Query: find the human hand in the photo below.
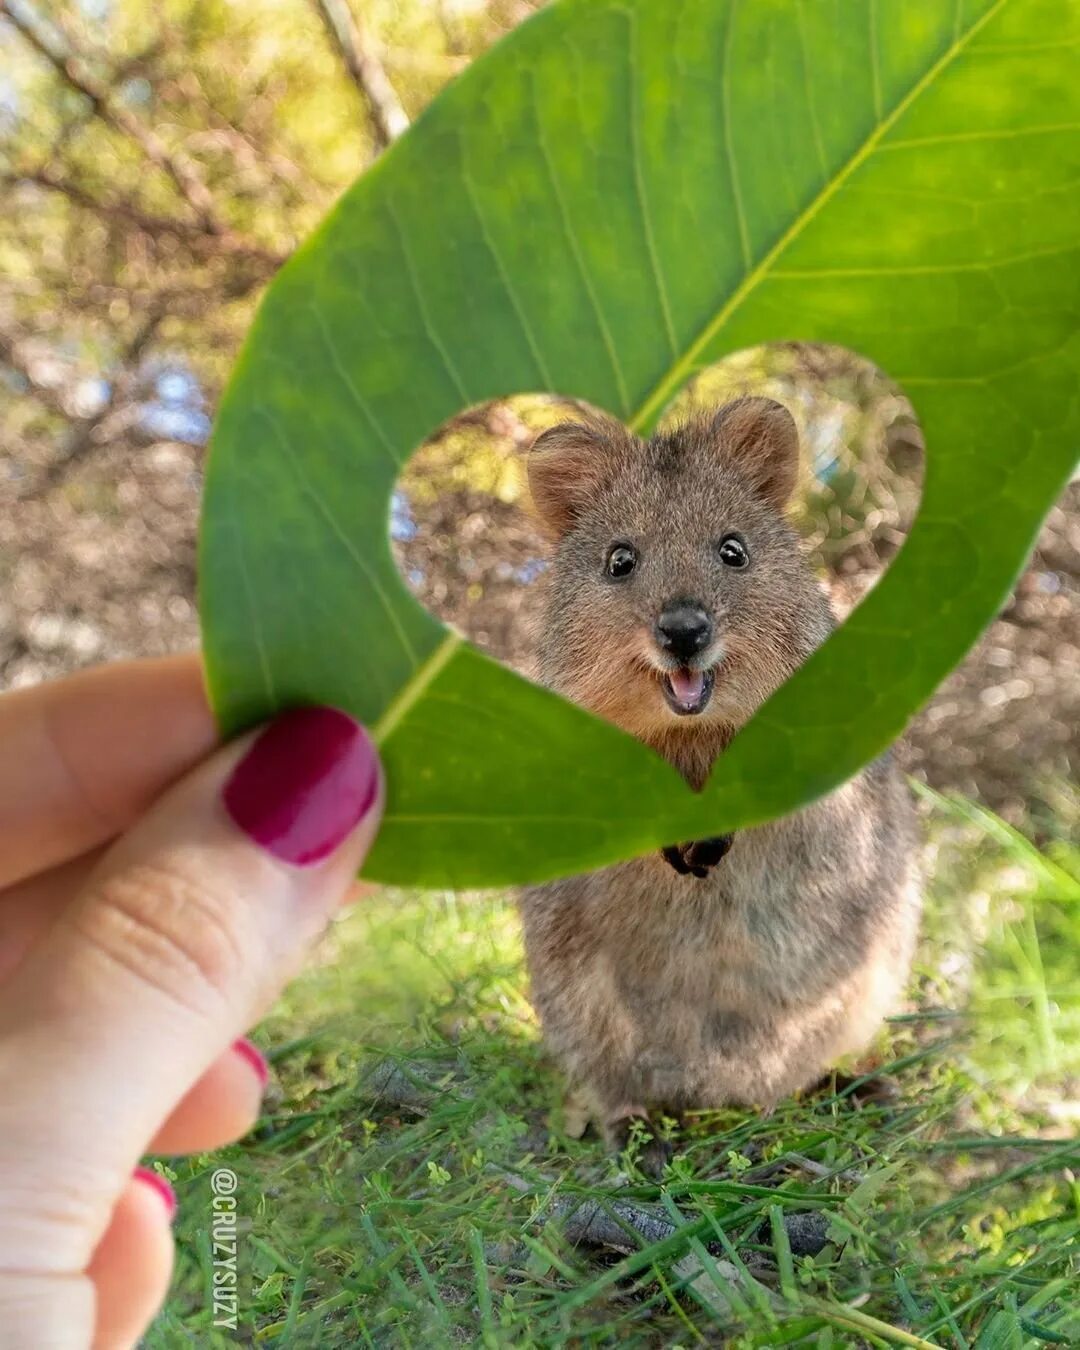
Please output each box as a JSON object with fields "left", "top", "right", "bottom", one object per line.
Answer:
{"left": 0, "top": 654, "right": 383, "bottom": 1348}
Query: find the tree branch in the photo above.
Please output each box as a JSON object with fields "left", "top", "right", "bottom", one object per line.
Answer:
{"left": 0, "top": 327, "right": 71, "bottom": 423}
{"left": 310, "top": 0, "right": 409, "bottom": 150}
{"left": 4, "top": 164, "right": 288, "bottom": 268}
{"left": 1, "top": 0, "right": 224, "bottom": 231}
{"left": 159, "top": 69, "right": 314, "bottom": 195}
{"left": 3, "top": 307, "right": 165, "bottom": 494}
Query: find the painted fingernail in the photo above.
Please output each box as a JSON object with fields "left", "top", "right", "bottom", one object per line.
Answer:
{"left": 233, "top": 1037, "right": 270, "bottom": 1087}
{"left": 134, "top": 1167, "right": 177, "bottom": 1220}
{"left": 223, "top": 708, "right": 379, "bottom": 866}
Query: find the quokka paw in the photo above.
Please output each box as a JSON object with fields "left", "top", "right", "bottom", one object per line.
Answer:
{"left": 607, "top": 1113, "right": 673, "bottom": 1179}
{"left": 661, "top": 834, "right": 735, "bottom": 878}
{"left": 810, "top": 1069, "right": 901, "bottom": 1108}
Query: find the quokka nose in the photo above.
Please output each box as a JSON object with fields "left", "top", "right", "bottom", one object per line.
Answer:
{"left": 655, "top": 605, "right": 712, "bottom": 660}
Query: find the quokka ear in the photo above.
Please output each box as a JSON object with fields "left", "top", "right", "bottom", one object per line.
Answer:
{"left": 527, "top": 416, "right": 626, "bottom": 536}
{"left": 712, "top": 396, "right": 800, "bottom": 509}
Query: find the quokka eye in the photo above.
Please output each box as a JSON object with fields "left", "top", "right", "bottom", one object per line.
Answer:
{"left": 717, "top": 534, "right": 750, "bottom": 569}
{"left": 606, "top": 544, "right": 638, "bottom": 578}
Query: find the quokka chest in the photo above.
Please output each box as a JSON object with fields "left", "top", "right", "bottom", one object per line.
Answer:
{"left": 599, "top": 850, "right": 854, "bottom": 1011}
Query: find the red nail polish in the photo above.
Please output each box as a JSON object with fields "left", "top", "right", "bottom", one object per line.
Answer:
{"left": 223, "top": 708, "right": 379, "bottom": 866}
{"left": 233, "top": 1037, "right": 270, "bottom": 1086}
{"left": 134, "top": 1166, "right": 177, "bottom": 1220}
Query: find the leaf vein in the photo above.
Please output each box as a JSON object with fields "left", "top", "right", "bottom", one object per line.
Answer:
{"left": 629, "top": 0, "right": 1015, "bottom": 432}
{"left": 529, "top": 71, "right": 631, "bottom": 414}
{"left": 257, "top": 409, "right": 419, "bottom": 668}
{"left": 383, "top": 812, "right": 661, "bottom": 826}
{"left": 385, "top": 197, "right": 473, "bottom": 408}
{"left": 307, "top": 304, "right": 402, "bottom": 468}
{"left": 623, "top": 6, "right": 678, "bottom": 357}
{"left": 770, "top": 241, "right": 1079, "bottom": 278}
{"left": 459, "top": 164, "right": 555, "bottom": 389}
{"left": 869, "top": 0, "right": 883, "bottom": 122}
{"left": 372, "top": 631, "right": 463, "bottom": 745}
{"left": 720, "top": 0, "right": 752, "bottom": 273}
{"left": 231, "top": 517, "right": 277, "bottom": 706}
{"left": 797, "top": 0, "right": 829, "bottom": 179}
{"left": 881, "top": 123, "right": 1080, "bottom": 149}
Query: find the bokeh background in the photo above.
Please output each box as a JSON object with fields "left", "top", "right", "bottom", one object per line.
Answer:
{"left": 2, "top": 0, "right": 1077, "bottom": 826}
{"left": 2, "top": 2, "right": 1079, "bottom": 1344}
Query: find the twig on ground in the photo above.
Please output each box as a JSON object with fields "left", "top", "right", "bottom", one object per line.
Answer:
{"left": 494, "top": 1167, "right": 682, "bottom": 1250}
{"left": 508, "top": 1179, "right": 782, "bottom": 1316}
{"left": 551, "top": 1193, "right": 680, "bottom": 1250}
{"left": 783, "top": 1153, "right": 868, "bottom": 1186}
{"left": 361, "top": 1057, "right": 474, "bottom": 1112}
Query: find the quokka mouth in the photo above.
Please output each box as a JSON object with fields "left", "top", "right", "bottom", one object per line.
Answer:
{"left": 661, "top": 666, "right": 715, "bottom": 717}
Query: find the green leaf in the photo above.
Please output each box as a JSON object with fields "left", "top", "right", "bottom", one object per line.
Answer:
{"left": 768, "top": 1204, "right": 798, "bottom": 1303}
{"left": 1018, "top": 1319, "right": 1074, "bottom": 1347}
{"left": 200, "top": 0, "right": 1080, "bottom": 887}
{"left": 974, "top": 1306, "right": 1023, "bottom": 1350}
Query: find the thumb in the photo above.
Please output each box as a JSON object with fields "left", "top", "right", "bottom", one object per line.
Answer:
{"left": 0, "top": 706, "right": 382, "bottom": 1276}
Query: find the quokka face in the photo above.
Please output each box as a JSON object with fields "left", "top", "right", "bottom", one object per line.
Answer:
{"left": 529, "top": 398, "right": 835, "bottom": 751}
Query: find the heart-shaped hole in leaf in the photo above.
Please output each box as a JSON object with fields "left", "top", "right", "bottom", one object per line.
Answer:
{"left": 199, "top": 0, "right": 1080, "bottom": 888}
{"left": 394, "top": 347, "right": 924, "bottom": 696}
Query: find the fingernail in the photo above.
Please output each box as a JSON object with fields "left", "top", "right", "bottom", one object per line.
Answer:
{"left": 134, "top": 1167, "right": 177, "bottom": 1220}
{"left": 223, "top": 708, "right": 379, "bottom": 866}
{"left": 233, "top": 1036, "right": 270, "bottom": 1086}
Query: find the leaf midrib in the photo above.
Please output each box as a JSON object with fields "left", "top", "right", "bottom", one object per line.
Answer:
{"left": 372, "top": 631, "right": 463, "bottom": 744}
{"left": 628, "top": 0, "right": 1013, "bottom": 433}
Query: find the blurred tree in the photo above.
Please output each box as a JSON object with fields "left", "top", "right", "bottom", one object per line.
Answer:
{"left": 0, "top": 0, "right": 541, "bottom": 492}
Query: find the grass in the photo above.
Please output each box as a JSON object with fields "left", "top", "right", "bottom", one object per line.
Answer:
{"left": 147, "top": 791, "right": 1080, "bottom": 1348}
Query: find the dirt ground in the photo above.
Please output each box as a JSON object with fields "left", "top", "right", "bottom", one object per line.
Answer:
{"left": 2, "top": 430, "right": 1077, "bottom": 833}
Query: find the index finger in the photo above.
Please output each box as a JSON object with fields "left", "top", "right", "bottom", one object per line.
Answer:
{"left": 0, "top": 653, "right": 217, "bottom": 891}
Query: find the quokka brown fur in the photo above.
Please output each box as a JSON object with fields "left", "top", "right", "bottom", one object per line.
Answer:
{"left": 518, "top": 397, "right": 921, "bottom": 1162}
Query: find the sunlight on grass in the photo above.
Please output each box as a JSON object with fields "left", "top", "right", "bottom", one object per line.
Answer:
{"left": 149, "top": 796, "right": 1080, "bottom": 1348}
{"left": 915, "top": 782, "right": 1080, "bottom": 1131}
